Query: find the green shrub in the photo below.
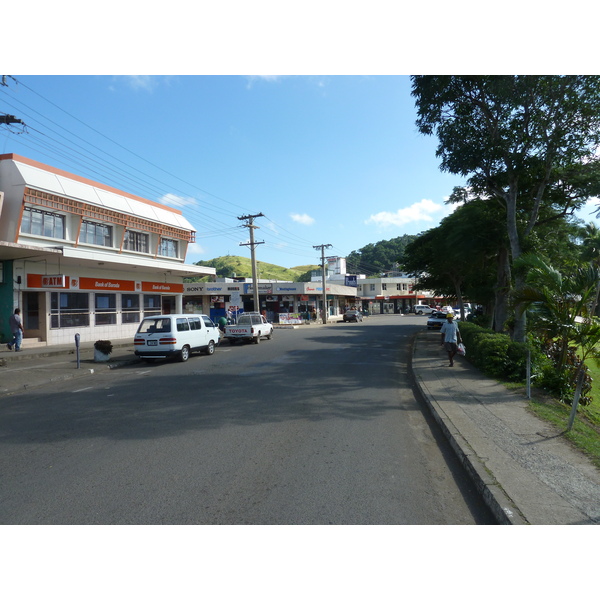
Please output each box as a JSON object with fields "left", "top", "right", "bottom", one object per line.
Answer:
{"left": 458, "top": 322, "right": 531, "bottom": 382}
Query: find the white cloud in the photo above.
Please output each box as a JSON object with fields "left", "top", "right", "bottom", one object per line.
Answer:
{"left": 125, "top": 76, "right": 157, "bottom": 91}
{"left": 365, "top": 199, "right": 449, "bottom": 228}
{"left": 290, "top": 212, "right": 315, "bottom": 225}
{"left": 158, "top": 193, "right": 198, "bottom": 208}
{"left": 245, "top": 75, "right": 283, "bottom": 89}
{"left": 185, "top": 242, "right": 206, "bottom": 258}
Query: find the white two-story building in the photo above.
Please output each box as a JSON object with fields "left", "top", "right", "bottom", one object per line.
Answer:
{"left": 0, "top": 154, "right": 215, "bottom": 347}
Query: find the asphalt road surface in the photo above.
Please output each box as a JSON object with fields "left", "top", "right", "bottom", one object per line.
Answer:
{"left": 0, "top": 314, "right": 495, "bottom": 524}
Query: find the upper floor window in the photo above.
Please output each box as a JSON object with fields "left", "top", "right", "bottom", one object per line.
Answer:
{"left": 370, "top": 284, "right": 375, "bottom": 291}
{"left": 80, "top": 220, "right": 112, "bottom": 247}
{"left": 159, "top": 238, "right": 178, "bottom": 258}
{"left": 21, "top": 207, "right": 65, "bottom": 239}
{"left": 397, "top": 283, "right": 402, "bottom": 291}
{"left": 124, "top": 230, "right": 149, "bottom": 253}
{"left": 382, "top": 283, "right": 387, "bottom": 291}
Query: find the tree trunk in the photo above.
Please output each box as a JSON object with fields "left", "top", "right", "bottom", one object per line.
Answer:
{"left": 493, "top": 247, "right": 511, "bottom": 332}
{"left": 505, "top": 189, "right": 527, "bottom": 342}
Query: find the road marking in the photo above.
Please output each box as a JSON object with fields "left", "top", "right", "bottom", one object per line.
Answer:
{"left": 72, "top": 386, "right": 93, "bottom": 393}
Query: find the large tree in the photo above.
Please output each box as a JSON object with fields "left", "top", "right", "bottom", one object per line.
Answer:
{"left": 411, "top": 75, "right": 600, "bottom": 341}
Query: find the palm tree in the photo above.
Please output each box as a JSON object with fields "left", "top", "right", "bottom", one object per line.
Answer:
{"left": 514, "top": 253, "right": 600, "bottom": 427}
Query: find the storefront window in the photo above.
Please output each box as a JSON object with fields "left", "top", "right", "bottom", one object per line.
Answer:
{"left": 50, "top": 292, "right": 89, "bottom": 328}
{"left": 95, "top": 293, "right": 117, "bottom": 325}
{"left": 144, "top": 294, "right": 161, "bottom": 317}
{"left": 122, "top": 293, "right": 141, "bottom": 323}
{"left": 21, "top": 207, "right": 65, "bottom": 239}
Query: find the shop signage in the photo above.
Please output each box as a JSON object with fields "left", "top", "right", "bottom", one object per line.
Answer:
{"left": 185, "top": 284, "right": 205, "bottom": 293}
{"left": 79, "top": 277, "right": 136, "bottom": 291}
{"left": 141, "top": 282, "right": 184, "bottom": 293}
{"left": 27, "top": 274, "right": 69, "bottom": 289}
{"left": 245, "top": 283, "right": 273, "bottom": 293}
{"left": 42, "top": 275, "right": 66, "bottom": 287}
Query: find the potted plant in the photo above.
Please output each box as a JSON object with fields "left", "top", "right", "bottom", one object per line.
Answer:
{"left": 94, "top": 339, "right": 113, "bottom": 362}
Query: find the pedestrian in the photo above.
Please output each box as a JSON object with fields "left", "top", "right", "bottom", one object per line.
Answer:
{"left": 7, "top": 307, "right": 24, "bottom": 352}
{"left": 440, "top": 312, "right": 462, "bottom": 367}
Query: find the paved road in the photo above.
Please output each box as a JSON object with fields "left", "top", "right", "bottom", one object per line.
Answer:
{"left": 0, "top": 315, "right": 495, "bottom": 524}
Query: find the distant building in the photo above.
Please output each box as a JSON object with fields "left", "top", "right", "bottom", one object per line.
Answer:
{"left": 309, "top": 256, "right": 436, "bottom": 314}
{"left": 183, "top": 277, "right": 358, "bottom": 323}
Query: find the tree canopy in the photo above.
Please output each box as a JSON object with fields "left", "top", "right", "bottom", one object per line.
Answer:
{"left": 345, "top": 234, "right": 416, "bottom": 275}
{"left": 412, "top": 75, "right": 600, "bottom": 340}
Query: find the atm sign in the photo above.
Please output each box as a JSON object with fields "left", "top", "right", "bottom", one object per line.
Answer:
{"left": 42, "top": 275, "right": 67, "bottom": 288}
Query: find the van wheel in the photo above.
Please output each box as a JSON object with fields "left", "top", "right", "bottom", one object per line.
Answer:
{"left": 205, "top": 340, "right": 215, "bottom": 355}
{"left": 179, "top": 345, "right": 190, "bottom": 362}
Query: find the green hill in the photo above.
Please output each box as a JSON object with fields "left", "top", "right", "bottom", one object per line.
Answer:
{"left": 190, "top": 256, "right": 319, "bottom": 282}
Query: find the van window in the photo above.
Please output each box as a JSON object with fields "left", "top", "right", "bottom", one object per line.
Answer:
{"left": 202, "top": 316, "right": 214, "bottom": 328}
{"left": 188, "top": 316, "right": 201, "bottom": 330}
{"left": 176, "top": 318, "right": 190, "bottom": 332}
{"left": 138, "top": 318, "right": 171, "bottom": 334}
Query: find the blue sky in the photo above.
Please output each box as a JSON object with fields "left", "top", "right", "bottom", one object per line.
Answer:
{"left": 0, "top": 75, "right": 467, "bottom": 268}
{"left": 2, "top": 75, "right": 598, "bottom": 271}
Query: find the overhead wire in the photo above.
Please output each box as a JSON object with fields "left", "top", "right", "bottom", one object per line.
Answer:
{"left": 1, "top": 77, "right": 334, "bottom": 265}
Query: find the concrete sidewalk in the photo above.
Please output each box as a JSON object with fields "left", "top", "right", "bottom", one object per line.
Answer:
{"left": 412, "top": 330, "right": 600, "bottom": 525}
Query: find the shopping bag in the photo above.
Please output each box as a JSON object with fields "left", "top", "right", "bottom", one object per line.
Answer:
{"left": 457, "top": 343, "right": 466, "bottom": 356}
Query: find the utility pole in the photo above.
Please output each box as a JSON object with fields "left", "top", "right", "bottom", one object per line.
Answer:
{"left": 239, "top": 213, "right": 265, "bottom": 313}
{"left": 314, "top": 244, "right": 332, "bottom": 324}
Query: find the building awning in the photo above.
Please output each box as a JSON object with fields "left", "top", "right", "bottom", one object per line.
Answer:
{"left": 0, "top": 241, "right": 215, "bottom": 279}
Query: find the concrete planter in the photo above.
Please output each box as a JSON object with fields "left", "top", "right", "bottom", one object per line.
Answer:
{"left": 93, "top": 340, "right": 113, "bottom": 362}
{"left": 94, "top": 348, "right": 111, "bottom": 362}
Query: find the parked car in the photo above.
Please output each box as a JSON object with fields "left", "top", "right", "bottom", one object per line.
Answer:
{"left": 224, "top": 312, "right": 274, "bottom": 344}
{"left": 134, "top": 313, "right": 220, "bottom": 362}
{"left": 427, "top": 311, "right": 460, "bottom": 330}
{"left": 413, "top": 304, "right": 436, "bottom": 315}
{"left": 343, "top": 309, "right": 363, "bottom": 322}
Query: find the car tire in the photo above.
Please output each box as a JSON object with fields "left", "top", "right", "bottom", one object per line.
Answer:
{"left": 266, "top": 330, "right": 273, "bottom": 340}
{"left": 205, "top": 340, "right": 215, "bottom": 355}
{"left": 254, "top": 335, "right": 260, "bottom": 344}
{"left": 179, "top": 345, "right": 191, "bottom": 362}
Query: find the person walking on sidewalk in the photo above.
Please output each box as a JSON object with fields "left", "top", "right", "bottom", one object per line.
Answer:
{"left": 7, "top": 307, "right": 24, "bottom": 352}
{"left": 440, "top": 312, "right": 462, "bottom": 367}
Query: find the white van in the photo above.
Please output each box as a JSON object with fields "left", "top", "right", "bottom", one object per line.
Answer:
{"left": 134, "top": 314, "right": 220, "bottom": 362}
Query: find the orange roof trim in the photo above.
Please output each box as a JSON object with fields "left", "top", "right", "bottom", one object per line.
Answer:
{"left": 0, "top": 153, "right": 183, "bottom": 215}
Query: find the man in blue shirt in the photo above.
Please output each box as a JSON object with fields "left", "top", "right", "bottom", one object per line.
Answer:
{"left": 440, "top": 312, "right": 462, "bottom": 367}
